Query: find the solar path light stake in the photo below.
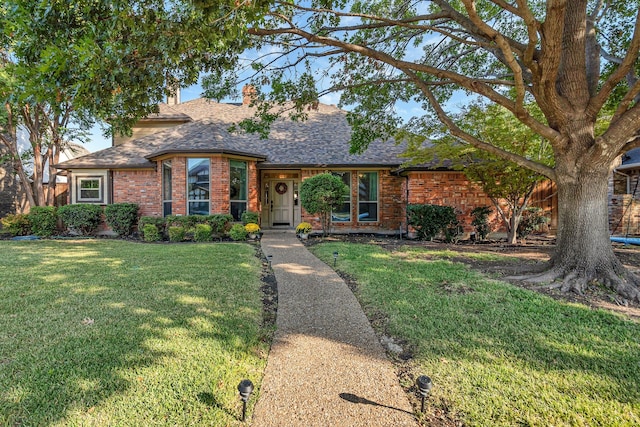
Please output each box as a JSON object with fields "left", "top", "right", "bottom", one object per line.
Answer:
{"left": 416, "top": 375, "right": 432, "bottom": 413}
{"left": 267, "top": 255, "right": 273, "bottom": 269}
{"left": 237, "top": 379, "right": 254, "bottom": 422}
{"left": 333, "top": 251, "right": 338, "bottom": 267}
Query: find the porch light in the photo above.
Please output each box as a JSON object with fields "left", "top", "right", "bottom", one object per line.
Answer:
{"left": 237, "top": 379, "right": 254, "bottom": 422}
{"left": 333, "top": 251, "right": 338, "bottom": 267}
{"left": 416, "top": 375, "right": 432, "bottom": 413}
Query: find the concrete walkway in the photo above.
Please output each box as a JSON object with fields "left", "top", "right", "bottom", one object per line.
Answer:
{"left": 252, "top": 230, "right": 417, "bottom": 426}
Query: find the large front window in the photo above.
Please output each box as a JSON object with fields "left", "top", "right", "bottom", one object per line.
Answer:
{"left": 230, "top": 160, "right": 247, "bottom": 220}
{"left": 162, "top": 160, "right": 172, "bottom": 216}
{"left": 187, "top": 158, "right": 210, "bottom": 215}
{"left": 331, "top": 171, "right": 351, "bottom": 222}
{"left": 358, "top": 172, "right": 378, "bottom": 222}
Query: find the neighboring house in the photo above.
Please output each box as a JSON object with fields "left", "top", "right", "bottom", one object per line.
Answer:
{"left": 56, "top": 89, "right": 555, "bottom": 235}
{"left": 610, "top": 147, "right": 640, "bottom": 236}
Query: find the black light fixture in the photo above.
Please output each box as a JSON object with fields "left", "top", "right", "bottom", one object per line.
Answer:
{"left": 416, "top": 375, "right": 432, "bottom": 413}
{"left": 333, "top": 251, "right": 338, "bottom": 267}
{"left": 267, "top": 255, "right": 273, "bottom": 268}
{"left": 237, "top": 379, "right": 254, "bottom": 422}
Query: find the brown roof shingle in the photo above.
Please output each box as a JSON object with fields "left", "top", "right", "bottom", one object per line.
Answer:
{"left": 57, "top": 100, "right": 407, "bottom": 169}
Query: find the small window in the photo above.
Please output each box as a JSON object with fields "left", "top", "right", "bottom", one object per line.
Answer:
{"left": 230, "top": 160, "right": 247, "bottom": 221}
{"left": 77, "top": 177, "right": 103, "bottom": 203}
{"left": 162, "top": 160, "right": 172, "bottom": 216}
{"left": 331, "top": 171, "right": 351, "bottom": 222}
{"left": 358, "top": 172, "right": 378, "bottom": 222}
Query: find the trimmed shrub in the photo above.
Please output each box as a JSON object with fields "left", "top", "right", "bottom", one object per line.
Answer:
{"left": 517, "top": 207, "right": 550, "bottom": 239}
{"left": 104, "top": 203, "right": 139, "bottom": 237}
{"left": 165, "top": 215, "right": 188, "bottom": 228}
{"left": 193, "top": 223, "right": 213, "bottom": 242}
{"left": 207, "top": 214, "right": 234, "bottom": 234}
{"left": 241, "top": 211, "right": 260, "bottom": 225}
{"left": 1, "top": 213, "right": 31, "bottom": 236}
{"left": 142, "top": 224, "right": 161, "bottom": 242}
{"left": 300, "top": 173, "right": 349, "bottom": 236}
{"left": 139, "top": 216, "right": 166, "bottom": 236}
{"left": 407, "top": 204, "right": 459, "bottom": 241}
{"left": 168, "top": 226, "right": 186, "bottom": 242}
{"left": 27, "top": 206, "right": 58, "bottom": 237}
{"left": 471, "top": 206, "right": 492, "bottom": 241}
{"left": 57, "top": 204, "right": 103, "bottom": 236}
{"left": 229, "top": 223, "right": 247, "bottom": 241}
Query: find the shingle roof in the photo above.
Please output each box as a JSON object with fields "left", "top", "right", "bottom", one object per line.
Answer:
{"left": 619, "top": 148, "right": 640, "bottom": 170}
{"left": 56, "top": 100, "right": 407, "bottom": 169}
{"left": 141, "top": 103, "right": 192, "bottom": 122}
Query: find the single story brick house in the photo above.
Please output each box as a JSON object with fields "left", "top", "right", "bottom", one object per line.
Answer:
{"left": 56, "top": 90, "right": 555, "bottom": 235}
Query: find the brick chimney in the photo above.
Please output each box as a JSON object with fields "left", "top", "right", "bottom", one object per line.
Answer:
{"left": 242, "top": 85, "right": 257, "bottom": 105}
{"left": 166, "top": 86, "right": 180, "bottom": 105}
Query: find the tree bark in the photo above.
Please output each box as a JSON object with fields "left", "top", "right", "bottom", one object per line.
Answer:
{"left": 543, "top": 164, "right": 640, "bottom": 302}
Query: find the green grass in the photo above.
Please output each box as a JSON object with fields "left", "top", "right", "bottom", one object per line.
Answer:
{"left": 0, "top": 240, "right": 269, "bottom": 426}
{"left": 310, "top": 243, "right": 640, "bottom": 427}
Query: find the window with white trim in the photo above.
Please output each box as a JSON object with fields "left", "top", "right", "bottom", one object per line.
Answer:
{"left": 77, "top": 177, "right": 103, "bottom": 202}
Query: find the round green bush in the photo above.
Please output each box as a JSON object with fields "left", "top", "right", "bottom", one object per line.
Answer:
{"left": 142, "top": 224, "right": 161, "bottom": 242}
{"left": 27, "top": 206, "right": 58, "bottom": 237}
{"left": 193, "top": 223, "right": 213, "bottom": 242}
{"left": 229, "top": 223, "right": 247, "bottom": 241}
{"left": 168, "top": 226, "right": 186, "bottom": 242}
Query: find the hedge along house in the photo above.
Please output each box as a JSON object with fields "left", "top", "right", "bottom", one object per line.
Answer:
{"left": 55, "top": 89, "right": 544, "bottom": 235}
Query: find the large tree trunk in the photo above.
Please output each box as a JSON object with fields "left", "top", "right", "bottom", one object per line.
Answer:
{"left": 535, "top": 165, "right": 640, "bottom": 302}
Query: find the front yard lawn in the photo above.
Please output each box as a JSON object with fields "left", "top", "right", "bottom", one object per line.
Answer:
{"left": 310, "top": 242, "right": 640, "bottom": 427}
{"left": 0, "top": 240, "right": 268, "bottom": 426}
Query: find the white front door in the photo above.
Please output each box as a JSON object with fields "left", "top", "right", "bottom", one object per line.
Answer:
{"left": 271, "top": 180, "right": 293, "bottom": 226}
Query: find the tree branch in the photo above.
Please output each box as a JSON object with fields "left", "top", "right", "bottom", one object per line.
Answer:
{"left": 405, "top": 69, "right": 557, "bottom": 180}
{"left": 590, "top": 8, "right": 640, "bottom": 116}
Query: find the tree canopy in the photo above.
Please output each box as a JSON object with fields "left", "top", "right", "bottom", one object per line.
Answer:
{"left": 0, "top": 0, "right": 268, "bottom": 207}
{"left": 203, "top": 1, "right": 640, "bottom": 302}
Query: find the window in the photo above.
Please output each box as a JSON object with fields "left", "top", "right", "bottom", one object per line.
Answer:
{"left": 77, "top": 177, "right": 103, "bottom": 202}
{"left": 358, "top": 172, "right": 378, "bottom": 222}
{"left": 187, "top": 158, "right": 210, "bottom": 215}
{"left": 613, "top": 173, "right": 629, "bottom": 195}
{"left": 331, "top": 171, "right": 351, "bottom": 222}
{"left": 162, "top": 160, "right": 172, "bottom": 216}
{"left": 230, "top": 160, "right": 247, "bottom": 221}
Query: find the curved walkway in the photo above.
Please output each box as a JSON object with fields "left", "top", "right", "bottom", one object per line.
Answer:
{"left": 252, "top": 230, "right": 417, "bottom": 426}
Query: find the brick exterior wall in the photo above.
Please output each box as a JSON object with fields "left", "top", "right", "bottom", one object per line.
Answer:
{"left": 406, "top": 171, "right": 500, "bottom": 232}
{"left": 113, "top": 169, "right": 161, "bottom": 216}
{"left": 210, "top": 157, "right": 230, "bottom": 214}
{"left": 113, "top": 156, "right": 260, "bottom": 218}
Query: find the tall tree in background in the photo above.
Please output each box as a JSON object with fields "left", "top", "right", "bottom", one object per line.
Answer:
{"left": 204, "top": 1, "right": 640, "bottom": 302}
{"left": 0, "top": 0, "right": 266, "bottom": 208}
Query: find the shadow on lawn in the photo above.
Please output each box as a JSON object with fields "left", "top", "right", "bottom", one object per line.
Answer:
{"left": 0, "top": 241, "right": 264, "bottom": 426}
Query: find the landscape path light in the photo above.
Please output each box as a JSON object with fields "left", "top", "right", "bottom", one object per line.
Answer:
{"left": 267, "top": 255, "right": 273, "bottom": 269}
{"left": 237, "top": 379, "right": 254, "bottom": 422}
{"left": 333, "top": 251, "right": 338, "bottom": 267}
{"left": 416, "top": 375, "right": 432, "bottom": 413}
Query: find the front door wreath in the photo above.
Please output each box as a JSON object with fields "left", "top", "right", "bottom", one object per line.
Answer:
{"left": 275, "top": 182, "right": 288, "bottom": 195}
